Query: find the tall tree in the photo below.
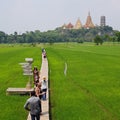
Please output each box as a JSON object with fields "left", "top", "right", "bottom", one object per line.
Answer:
{"left": 94, "top": 35, "right": 103, "bottom": 45}
{"left": 14, "top": 31, "right": 18, "bottom": 43}
{"left": 115, "top": 32, "right": 120, "bottom": 43}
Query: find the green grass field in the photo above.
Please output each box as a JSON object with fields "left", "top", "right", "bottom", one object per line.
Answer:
{"left": 0, "top": 43, "right": 120, "bottom": 120}
{"left": 47, "top": 43, "right": 120, "bottom": 120}
{"left": 0, "top": 44, "right": 42, "bottom": 120}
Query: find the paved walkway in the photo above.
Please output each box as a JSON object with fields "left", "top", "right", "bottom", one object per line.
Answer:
{"left": 27, "top": 55, "right": 49, "bottom": 120}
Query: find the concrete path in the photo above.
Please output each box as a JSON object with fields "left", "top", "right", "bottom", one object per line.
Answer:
{"left": 6, "top": 88, "right": 34, "bottom": 95}
{"left": 27, "top": 55, "right": 49, "bottom": 120}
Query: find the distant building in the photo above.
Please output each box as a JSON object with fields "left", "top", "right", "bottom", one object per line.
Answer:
{"left": 84, "top": 12, "right": 95, "bottom": 29}
{"left": 74, "top": 18, "right": 82, "bottom": 29}
{"left": 66, "top": 22, "right": 74, "bottom": 29}
{"left": 62, "top": 22, "right": 74, "bottom": 29}
{"left": 61, "top": 12, "right": 107, "bottom": 30}
{"left": 100, "top": 16, "right": 106, "bottom": 26}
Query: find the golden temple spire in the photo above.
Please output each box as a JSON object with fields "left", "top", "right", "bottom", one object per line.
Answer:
{"left": 74, "top": 18, "right": 82, "bottom": 29}
{"left": 84, "top": 12, "right": 95, "bottom": 29}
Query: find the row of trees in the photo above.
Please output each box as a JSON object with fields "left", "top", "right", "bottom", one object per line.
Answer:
{"left": 94, "top": 31, "right": 120, "bottom": 45}
{"left": 0, "top": 26, "right": 120, "bottom": 44}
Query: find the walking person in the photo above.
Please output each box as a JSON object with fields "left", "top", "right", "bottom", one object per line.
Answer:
{"left": 24, "top": 91, "right": 41, "bottom": 120}
{"left": 41, "top": 76, "right": 47, "bottom": 100}
{"left": 33, "top": 66, "right": 40, "bottom": 86}
{"left": 42, "top": 49, "right": 46, "bottom": 58}
{"left": 35, "top": 83, "right": 43, "bottom": 114}
{"left": 41, "top": 48, "right": 45, "bottom": 53}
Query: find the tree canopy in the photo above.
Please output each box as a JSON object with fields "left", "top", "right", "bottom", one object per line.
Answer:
{"left": 0, "top": 26, "right": 119, "bottom": 44}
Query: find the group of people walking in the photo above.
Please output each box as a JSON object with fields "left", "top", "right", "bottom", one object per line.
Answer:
{"left": 24, "top": 67, "right": 47, "bottom": 120}
{"left": 24, "top": 49, "right": 47, "bottom": 120}
{"left": 35, "top": 75, "right": 47, "bottom": 101}
{"left": 32, "top": 66, "right": 47, "bottom": 101}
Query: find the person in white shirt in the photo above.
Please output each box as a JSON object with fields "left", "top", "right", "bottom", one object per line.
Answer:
{"left": 41, "top": 76, "right": 47, "bottom": 100}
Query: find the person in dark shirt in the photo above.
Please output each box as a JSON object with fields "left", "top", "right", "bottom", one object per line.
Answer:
{"left": 24, "top": 91, "right": 41, "bottom": 120}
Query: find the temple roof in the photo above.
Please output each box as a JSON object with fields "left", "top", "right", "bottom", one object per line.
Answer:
{"left": 84, "top": 12, "right": 95, "bottom": 28}
{"left": 61, "top": 12, "right": 95, "bottom": 30}
{"left": 74, "top": 18, "right": 82, "bottom": 29}
{"left": 66, "top": 22, "right": 74, "bottom": 29}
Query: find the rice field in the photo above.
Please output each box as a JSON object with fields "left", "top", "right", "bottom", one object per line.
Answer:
{"left": 0, "top": 44, "right": 42, "bottom": 120}
{"left": 0, "top": 43, "right": 120, "bottom": 120}
{"left": 47, "top": 43, "right": 120, "bottom": 120}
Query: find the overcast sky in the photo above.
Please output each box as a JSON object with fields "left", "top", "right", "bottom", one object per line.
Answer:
{"left": 0, "top": 0, "right": 120, "bottom": 34}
